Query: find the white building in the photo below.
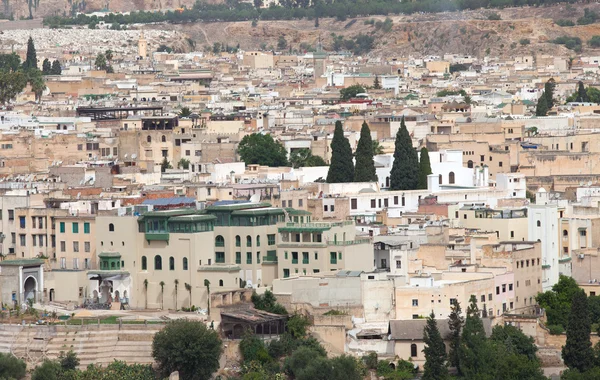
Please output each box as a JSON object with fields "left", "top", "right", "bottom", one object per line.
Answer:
{"left": 528, "top": 188, "right": 560, "bottom": 291}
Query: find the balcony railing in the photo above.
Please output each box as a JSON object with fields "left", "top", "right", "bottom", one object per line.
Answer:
{"left": 292, "top": 259, "right": 298, "bottom": 264}
{"left": 263, "top": 255, "right": 278, "bottom": 263}
{"left": 330, "top": 239, "right": 371, "bottom": 246}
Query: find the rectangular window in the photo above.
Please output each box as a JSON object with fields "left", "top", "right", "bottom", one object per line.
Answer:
{"left": 299, "top": 199, "right": 303, "bottom": 207}
{"left": 283, "top": 269, "right": 290, "bottom": 278}
{"left": 60, "top": 241, "right": 66, "bottom": 252}
{"left": 394, "top": 196, "right": 398, "bottom": 205}
{"left": 351, "top": 198, "right": 357, "bottom": 209}
{"left": 330, "top": 252, "right": 337, "bottom": 264}
{"left": 19, "top": 216, "right": 25, "bottom": 229}
{"left": 509, "top": 283, "right": 513, "bottom": 291}
{"left": 8, "top": 210, "right": 14, "bottom": 221}
{"left": 338, "top": 252, "right": 342, "bottom": 260}
{"left": 370, "top": 199, "right": 376, "bottom": 208}
{"left": 284, "top": 251, "right": 288, "bottom": 260}
{"left": 72, "top": 222, "right": 79, "bottom": 233}
{"left": 324, "top": 205, "right": 328, "bottom": 212}
{"left": 59, "top": 222, "right": 65, "bottom": 233}
{"left": 257, "top": 252, "right": 260, "bottom": 264}
{"left": 402, "top": 196, "right": 405, "bottom": 206}
{"left": 60, "top": 257, "right": 66, "bottom": 269}
{"left": 73, "top": 258, "right": 79, "bottom": 270}
{"left": 268, "top": 234, "right": 276, "bottom": 245}
{"left": 384, "top": 198, "right": 389, "bottom": 207}
{"left": 488, "top": 293, "right": 493, "bottom": 301}
{"left": 412, "top": 299, "right": 418, "bottom": 306}
{"left": 235, "top": 252, "right": 241, "bottom": 264}
{"left": 19, "top": 234, "right": 26, "bottom": 246}
{"left": 73, "top": 241, "right": 79, "bottom": 252}
{"left": 481, "top": 295, "right": 485, "bottom": 302}
{"left": 215, "top": 252, "right": 225, "bottom": 263}
{"left": 302, "top": 252, "right": 309, "bottom": 264}
{"left": 315, "top": 252, "right": 319, "bottom": 260}
{"left": 31, "top": 216, "right": 36, "bottom": 228}
{"left": 84, "top": 242, "right": 90, "bottom": 253}
{"left": 502, "top": 284, "right": 506, "bottom": 293}
{"left": 496, "top": 286, "right": 500, "bottom": 295}
{"left": 246, "top": 252, "right": 252, "bottom": 264}
{"left": 396, "top": 260, "right": 401, "bottom": 268}
{"left": 450, "top": 298, "right": 457, "bottom": 305}
{"left": 292, "top": 252, "right": 298, "bottom": 264}
{"left": 84, "top": 222, "right": 90, "bottom": 234}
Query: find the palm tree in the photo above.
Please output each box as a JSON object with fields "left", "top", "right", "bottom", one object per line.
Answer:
{"left": 204, "top": 279, "right": 211, "bottom": 316}
{"left": 143, "top": 279, "right": 148, "bottom": 309}
{"left": 185, "top": 283, "right": 192, "bottom": 309}
{"left": 174, "top": 279, "right": 179, "bottom": 310}
{"left": 159, "top": 281, "right": 165, "bottom": 310}
{"left": 372, "top": 140, "right": 384, "bottom": 155}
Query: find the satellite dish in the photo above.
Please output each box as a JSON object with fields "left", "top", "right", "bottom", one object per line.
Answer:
{"left": 131, "top": 154, "right": 137, "bottom": 159}
{"left": 249, "top": 194, "right": 261, "bottom": 203}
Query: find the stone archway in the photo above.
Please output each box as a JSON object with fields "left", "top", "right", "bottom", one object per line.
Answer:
{"left": 24, "top": 276, "right": 37, "bottom": 302}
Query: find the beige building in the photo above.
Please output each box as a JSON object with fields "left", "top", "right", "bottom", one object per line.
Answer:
{"left": 55, "top": 215, "right": 96, "bottom": 271}
{"left": 457, "top": 206, "right": 528, "bottom": 242}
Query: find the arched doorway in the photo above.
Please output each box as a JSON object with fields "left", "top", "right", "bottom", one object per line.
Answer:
{"left": 24, "top": 276, "right": 37, "bottom": 302}
{"left": 49, "top": 288, "right": 55, "bottom": 302}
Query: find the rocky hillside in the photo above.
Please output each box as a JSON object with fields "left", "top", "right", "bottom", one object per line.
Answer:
{"left": 148, "top": 4, "right": 600, "bottom": 57}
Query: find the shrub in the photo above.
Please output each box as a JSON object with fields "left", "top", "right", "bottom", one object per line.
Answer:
{"left": 519, "top": 38, "right": 530, "bottom": 46}
{"left": 555, "top": 19, "right": 575, "bottom": 27}
{"left": 548, "top": 325, "right": 565, "bottom": 335}
{"left": 488, "top": 12, "right": 500, "bottom": 20}
{"left": 0, "top": 353, "right": 26, "bottom": 379}
{"left": 589, "top": 36, "right": 600, "bottom": 48}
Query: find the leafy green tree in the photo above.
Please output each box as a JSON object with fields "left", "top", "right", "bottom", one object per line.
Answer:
{"left": 326, "top": 121, "right": 354, "bottom": 183}
{"left": 32, "top": 359, "right": 62, "bottom": 380}
{"left": 373, "top": 75, "right": 381, "bottom": 89}
{"left": 448, "top": 301, "right": 464, "bottom": 375}
{"left": 340, "top": 84, "right": 365, "bottom": 100}
{"left": 284, "top": 346, "right": 326, "bottom": 378}
{"left": 536, "top": 92, "right": 548, "bottom": 116}
{"left": 277, "top": 35, "right": 288, "bottom": 50}
{"left": 353, "top": 121, "right": 377, "bottom": 182}
{"left": 159, "top": 281, "right": 165, "bottom": 309}
{"left": 251, "top": 290, "right": 287, "bottom": 314}
{"left": 287, "top": 314, "right": 310, "bottom": 339}
{"left": 94, "top": 53, "right": 107, "bottom": 71}
{"left": 23, "top": 36, "right": 37, "bottom": 70}
{"left": 59, "top": 350, "right": 79, "bottom": 371}
{"left": 372, "top": 140, "right": 384, "bottom": 155}
{"left": 240, "top": 330, "right": 271, "bottom": 363}
{"left": 563, "top": 290, "right": 594, "bottom": 372}
{"left": 545, "top": 78, "right": 556, "bottom": 109}
{"left": 28, "top": 69, "right": 46, "bottom": 102}
{"left": 51, "top": 60, "right": 61, "bottom": 75}
{"left": 105, "top": 49, "right": 114, "bottom": 61}
{"left": 289, "top": 148, "right": 326, "bottom": 168}
{"left": 238, "top": 133, "right": 288, "bottom": 167}
{"left": 160, "top": 157, "right": 172, "bottom": 172}
{"left": 179, "top": 107, "right": 192, "bottom": 118}
{"left": 42, "top": 58, "right": 51, "bottom": 74}
{"left": 536, "top": 274, "right": 581, "bottom": 329}
{"left": 423, "top": 311, "right": 449, "bottom": 380}
{"left": 0, "top": 352, "right": 26, "bottom": 379}
{"left": 389, "top": 117, "right": 418, "bottom": 190}
{"left": 0, "top": 53, "right": 22, "bottom": 72}
{"left": 177, "top": 158, "right": 190, "bottom": 170}
{"left": 152, "top": 319, "right": 222, "bottom": 380}
{"left": 490, "top": 324, "right": 538, "bottom": 361}
{"left": 77, "top": 360, "right": 155, "bottom": 379}
{"left": 417, "top": 147, "right": 432, "bottom": 190}
{"left": 577, "top": 81, "right": 589, "bottom": 102}
{"left": 0, "top": 71, "right": 27, "bottom": 105}
{"left": 460, "top": 295, "right": 488, "bottom": 378}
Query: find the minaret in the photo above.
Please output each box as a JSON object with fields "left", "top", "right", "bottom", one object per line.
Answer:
{"left": 313, "top": 34, "right": 326, "bottom": 79}
{"left": 138, "top": 31, "right": 148, "bottom": 59}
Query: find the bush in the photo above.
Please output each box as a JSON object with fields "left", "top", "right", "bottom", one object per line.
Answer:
{"left": 519, "top": 38, "right": 530, "bottom": 46}
{"left": 548, "top": 324, "right": 565, "bottom": 335}
{"left": 578, "top": 8, "right": 598, "bottom": 25}
{"left": 364, "top": 352, "right": 378, "bottom": 369}
{"left": 0, "top": 353, "right": 26, "bottom": 379}
{"left": 488, "top": 12, "right": 501, "bottom": 20}
{"left": 589, "top": 36, "right": 600, "bottom": 48}
{"left": 555, "top": 19, "right": 575, "bottom": 27}
{"left": 240, "top": 330, "right": 271, "bottom": 364}
{"left": 552, "top": 36, "right": 582, "bottom": 52}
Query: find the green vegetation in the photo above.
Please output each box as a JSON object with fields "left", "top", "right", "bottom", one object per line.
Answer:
{"left": 390, "top": 116, "right": 419, "bottom": 190}
{"left": 449, "top": 63, "right": 469, "bottom": 73}
{"left": 555, "top": 19, "right": 575, "bottom": 27}
{"left": 0, "top": 352, "right": 26, "bottom": 379}
{"left": 340, "top": 84, "right": 366, "bottom": 100}
{"left": 327, "top": 120, "right": 354, "bottom": 183}
{"left": 323, "top": 309, "right": 348, "bottom": 316}
{"left": 417, "top": 147, "right": 432, "bottom": 190}
{"left": 537, "top": 275, "right": 582, "bottom": 329}
{"left": 436, "top": 89, "right": 467, "bottom": 97}
{"left": 519, "top": 38, "right": 530, "bottom": 46}
{"left": 545, "top": 78, "right": 556, "bottom": 109}
{"left": 448, "top": 301, "right": 464, "bottom": 375}
{"left": 487, "top": 12, "right": 500, "bottom": 20}
{"left": 354, "top": 121, "right": 377, "bottom": 182}
{"left": 566, "top": 82, "right": 600, "bottom": 103}
{"left": 238, "top": 133, "right": 289, "bottom": 167}
{"left": 177, "top": 158, "right": 190, "bottom": 170}
{"left": 578, "top": 8, "right": 599, "bottom": 25}
{"left": 423, "top": 311, "right": 449, "bottom": 380}
{"left": 536, "top": 93, "right": 548, "bottom": 116}
{"left": 160, "top": 157, "right": 172, "bottom": 172}
{"left": 289, "top": 149, "right": 326, "bottom": 168}
{"left": 152, "top": 319, "right": 222, "bottom": 380}
{"left": 552, "top": 36, "right": 582, "bottom": 52}
{"left": 589, "top": 36, "right": 600, "bottom": 48}
{"left": 563, "top": 290, "right": 594, "bottom": 373}
{"left": 251, "top": 290, "right": 288, "bottom": 315}
{"left": 0, "top": 39, "right": 44, "bottom": 105}
{"left": 178, "top": 107, "right": 192, "bottom": 118}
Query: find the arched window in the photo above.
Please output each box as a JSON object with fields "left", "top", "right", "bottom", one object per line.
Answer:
{"left": 111, "top": 262, "right": 115, "bottom": 269}
{"left": 449, "top": 172, "right": 455, "bottom": 184}
{"left": 438, "top": 174, "right": 442, "bottom": 185}
{"left": 147, "top": 135, "right": 151, "bottom": 143}
{"left": 109, "top": 223, "right": 114, "bottom": 232}
{"left": 246, "top": 235, "right": 252, "bottom": 247}
{"left": 169, "top": 256, "right": 175, "bottom": 270}
{"left": 161, "top": 135, "right": 166, "bottom": 143}
{"left": 215, "top": 235, "right": 225, "bottom": 247}
{"left": 410, "top": 343, "right": 418, "bottom": 357}
{"left": 219, "top": 279, "right": 224, "bottom": 287}
{"left": 141, "top": 256, "right": 147, "bottom": 270}
{"left": 467, "top": 160, "right": 473, "bottom": 169}
{"left": 537, "top": 220, "right": 541, "bottom": 227}
{"left": 154, "top": 255, "right": 162, "bottom": 270}
{"left": 256, "top": 235, "right": 260, "bottom": 247}
{"left": 563, "top": 230, "right": 568, "bottom": 237}
{"left": 183, "top": 257, "right": 188, "bottom": 270}
{"left": 235, "top": 235, "right": 241, "bottom": 247}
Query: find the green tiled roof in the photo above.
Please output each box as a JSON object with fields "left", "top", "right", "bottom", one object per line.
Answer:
{"left": 98, "top": 252, "right": 121, "bottom": 258}
{"left": 0, "top": 259, "right": 45, "bottom": 266}
{"left": 140, "top": 209, "right": 199, "bottom": 219}
{"left": 285, "top": 208, "right": 311, "bottom": 216}
{"left": 207, "top": 202, "right": 272, "bottom": 211}
{"left": 232, "top": 208, "right": 284, "bottom": 216}
{"left": 169, "top": 214, "right": 216, "bottom": 222}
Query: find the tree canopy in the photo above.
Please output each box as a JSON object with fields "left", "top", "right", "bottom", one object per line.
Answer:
{"left": 536, "top": 275, "right": 581, "bottom": 329}
{"left": 23, "top": 36, "right": 37, "bottom": 71}
{"left": 353, "top": 121, "right": 377, "bottom": 182}
{"left": 251, "top": 290, "right": 287, "bottom": 315}
{"left": 563, "top": 290, "right": 595, "bottom": 373}
{"left": 238, "top": 133, "right": 289, "bottom": 167}
{"left": 389, "top": 117, "right": 419, "bottom": 190}
{"left": 326, "top": 121, "right": 354, "bottom": 183}
{"left": 152, "top": 319, "right": 222, "bottom": 380}
{"left": 340, "top": 84, "right": 365, "bottom": 100}
{"left": 423, "top": 311, "right": 448, "bottom": 380}
{"left": 418, "top": 147, "right": 432, "bottom": 190}
{"left": 289, "top": 148, "right": 326, "bottom": 168}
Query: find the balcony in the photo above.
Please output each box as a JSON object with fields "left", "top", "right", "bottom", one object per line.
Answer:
{"left": 263, "top": 255, "right": 278, "bottom": 263}
{"left": 330, "top": 238, "right": 371, "bottom": 246}
{"left": 145, "top": 232, "right": 169, "bottom": 242}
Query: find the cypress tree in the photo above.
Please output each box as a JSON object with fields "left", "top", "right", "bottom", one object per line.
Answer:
{"left": 417, "top": 147, "right": 432, "bottom": 190}
{"left": 23, "top": 36, "right": 37, "bottom": 71}
{"left": 353, "top": 121, "right": 377, "bottom": 182}
{"left": 51, "top": 60, "right": 61, "bottom": 75}
{"left": 460, "top": 295, "right": 487, "bottom": 378}
{"left": 326, "top": 120, "right": 354, "bottom": 183}
{"left": 373, "top": 75, "right": 381, "bottom": 89}
{"left": 448, "top": 301, "right": 464, "bottom": 375}
{"left": 535, "top": 93, "right": 548, "bottom": 116}
{"left": 576, "top": 81, "right": 589, "bottom": 102}
{"left": 389, "top": 116, "right": 419, "bottom": 190}
{"left": 423, "top": 311, "right": 449, "bottom": 380}
{"left": 42, "top": 58, "right": 51, "bottom": 75}
{"left": 562, "top": 290, "right": 594, "bottom": 372}
{"left": 545, "top": 78, "right": 555, "bottom": 109}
